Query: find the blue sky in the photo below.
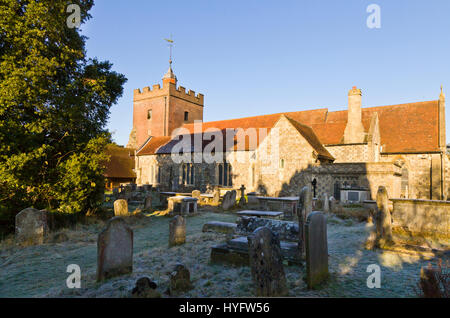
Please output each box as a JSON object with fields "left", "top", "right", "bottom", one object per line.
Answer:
{"left": 81, "top": 0, "right": 450, "bottom": 146}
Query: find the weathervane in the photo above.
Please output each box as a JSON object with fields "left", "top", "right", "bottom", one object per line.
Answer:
{"left": 164, "top": 35, "right": 174, "bottom": 67}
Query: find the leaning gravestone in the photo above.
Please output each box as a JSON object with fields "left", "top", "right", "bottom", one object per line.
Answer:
{"left": 169, "top": 263, "right": 193, "bottom": 294}
{"left": 212, "top": 189, "right": 220, "bottom": 205}
{"left": 169, "top": 215, "right": 186, "bottom": 247}
{"left": 247, "top": 227, "right": 288, "bottom": 296}
{"left": 222, "top": 190, "right": 237, "bottom": 210}
{"left": 97, "top": 217, "right": 133, "bottom": 282}
{"left": 144, "top": 195, "right": 152, "bottom": 210}
{"left": 376, "top": 186, "right": 393, "bottom": 246}
{"left": 305, "top": 211, "right": 328, "bottom": 289}
{"left": 114, "top": 199, "right": 129, "bottom": 216}
{"left": 15, "top": 207, "right": 48, "bottom": 245}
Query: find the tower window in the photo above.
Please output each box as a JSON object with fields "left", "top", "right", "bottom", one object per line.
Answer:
{"left": 147, "top": 109, "right": 152, "bottom": 120}
{"left": 184, "top": 111, "right": 189, "bottom": 121}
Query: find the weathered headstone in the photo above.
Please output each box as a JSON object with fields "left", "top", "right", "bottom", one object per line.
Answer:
{"left": 222, "top": 190, "right": 237, "bottom": 210}
{"left": 192, "top": 190, "right": 201, "bottom": 200}
{"left": 305, "top": 211, "right": 328, "bottom": 289}
{"left": 419, "top": 266, "right": 444, "bottom": 298}
{"left": 322, "top": 193, "right": 329, "bottom": 213}
{"left": 169, "top": 215, "right": 186, "bottom": 247}
{"left": 212, "top": 188, "right": 220, "bottom": 204}
{"left": 297, "top": 185, "right": 312, "bottom": 254}
{"left": 144, "top": 195, "right": 152, "bottom": 210}
{"left": 97, "top": 217, "right": 133, "bottom": 282}
{"left": 169, "top": 263, "right": 192, "bottom": 294}
{"left": 247, "top": 227, "right": 288, "bottom": 296}
{"left": 376, "top": 186, "right": 393, "bottom": 246}
{"left": 131, "top": 277, "right": 161, "bottom": 298}
{"left": 329, "top": 196, "right": 336, "bottom": 212}
{"left": 15, "top": 207, "right": 48, "bottom": 245}
{"left": 114, "top": 199, "right": 129, "bottom": 216}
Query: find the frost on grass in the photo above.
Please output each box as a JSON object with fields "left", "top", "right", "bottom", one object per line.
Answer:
{"left": 0, "top": 212, "right": 445, "bottom": 298}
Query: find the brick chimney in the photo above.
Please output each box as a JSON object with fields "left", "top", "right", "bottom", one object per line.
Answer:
{"left": 343, "top": 86, "right": 365, "bottom": 143}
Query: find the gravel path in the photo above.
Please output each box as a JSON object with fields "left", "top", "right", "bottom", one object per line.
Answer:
{"left": 0, "top": 212, "right": 444, "bottom": 298}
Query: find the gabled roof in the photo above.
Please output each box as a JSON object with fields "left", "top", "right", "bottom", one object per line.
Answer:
{"left": 283, "top": 115, "right": 334, "bottom": 160}
{"left": 104, "top": 144, "right": 136, "bottom": 179}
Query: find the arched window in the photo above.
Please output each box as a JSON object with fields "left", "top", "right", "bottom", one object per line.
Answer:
{"left": 217, "top": 163, "right": 232, "bottom": 187}
{"left": 181, "top": 163, "right": 194, "bottom": 185}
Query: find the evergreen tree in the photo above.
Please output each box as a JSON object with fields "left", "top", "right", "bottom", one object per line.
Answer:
{"left": 0, "top": 0, "right": 127, "bottom": 214}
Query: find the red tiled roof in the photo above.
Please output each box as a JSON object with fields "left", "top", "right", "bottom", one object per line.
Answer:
{"left": 135, "top": 100, "right": 440, "bottom": 155}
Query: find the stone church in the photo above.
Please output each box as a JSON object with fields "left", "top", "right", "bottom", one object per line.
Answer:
{"left": 126, "top": 65, "right": 448, "bottom": 201}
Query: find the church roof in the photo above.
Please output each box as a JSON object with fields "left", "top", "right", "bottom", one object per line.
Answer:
{"left": 136, "top": 100, "right": 441, "bottom": 156}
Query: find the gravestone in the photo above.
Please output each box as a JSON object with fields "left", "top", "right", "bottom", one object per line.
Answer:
{"left": 144, "top": 195, "right": 152, "bottom": 210}
{"left": 322, "top": 193, "right": 329, "bottom": 213}
{"left": 238, "top": 185, "right": 246, "bottom": 207}
{"left": 97, "top": 217, "right": 133, "bottom": 282}
{"left": 247, "top": 227, "right": 288, "bottom": 296}
{"left": 375, "top": 186, "right": 393, "bottom": 246}
{"left": 305, "top": 212, "right": 328, "bottom": 289}
{"left": 114, "top": 199, "right": 129, "bottom": 216}
{"left": 222, "top": 190, "right": 237, "bottom": 210}
{"left": 212, "top": 188, "right": 220, "bottom": 204}
{"left": 15, "top": 207, "right": 48, "bottom": 245}
{"left": 297, "top": 185, "right": 312, "bottom": 254}
{"left": 169, "top": 215, "right": 186, "bottom": 247}
{"left": 329, "top": 196, "right": 336, "bottom": 212}
{"left": 169, "top": 263, "right": 192, "bottom": 294}
{"left": 192, "top": 190, "right": 201, "bottom": 200}
{"left": 131, "top": 277, "right": 160, "bottom": 298}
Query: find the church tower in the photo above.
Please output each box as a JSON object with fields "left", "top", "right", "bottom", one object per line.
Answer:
{"left": 127, "top": 62, "right": 204, "bottom": 149}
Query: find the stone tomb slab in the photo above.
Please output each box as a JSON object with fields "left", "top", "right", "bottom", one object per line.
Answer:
{"left": 202, "top": 221, "right": 237, "bottom": 234}
{"left": 237, "top": 210, "right": 283, "bottom": 219}
{"left": 167, "top": 196, "right": 198, "bottom": 215}
{"left": 210, "top": 236, "right": 301, "bottom": 266}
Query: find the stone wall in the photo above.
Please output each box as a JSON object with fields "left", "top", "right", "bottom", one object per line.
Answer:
{"left": 325, "top": 144, "right": 369, "bottom": 163}
{"left": 390, "top": 198, "right": 450, "bottom": 241}
{"left": 308, "top": 162, "right": 402, "bottom": 200}
{"left": 381, "top": 153, "right": 444, "bottom": 200}
{"left": 252, "top": 116, "right": 323, "bottom": 196}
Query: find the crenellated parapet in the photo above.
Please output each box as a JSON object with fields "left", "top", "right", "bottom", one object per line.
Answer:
{"left": 134, "top": 82, "right": 204, "bottom": 106}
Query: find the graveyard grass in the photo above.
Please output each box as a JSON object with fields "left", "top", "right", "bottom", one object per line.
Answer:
{"left": 0, "top": 208, "right": 436, "bottom": 297}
